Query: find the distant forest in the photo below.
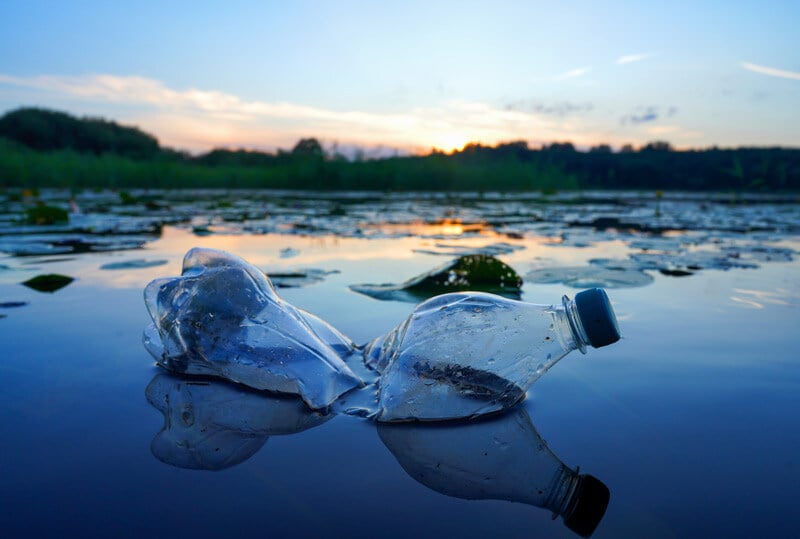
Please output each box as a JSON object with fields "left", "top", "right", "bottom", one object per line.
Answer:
{"left": 0, "top": 107, "right": 798, "bottom": 191}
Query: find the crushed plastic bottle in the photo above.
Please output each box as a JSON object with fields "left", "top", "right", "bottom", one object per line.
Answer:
{"left": 144, "top": 248, "right": 620, "bottom": 422}
{"left": 363, "top": 288, "right": 619, "bottom": 421}
{"left": 143, "top": 248, "right": 363, "bottom": 410}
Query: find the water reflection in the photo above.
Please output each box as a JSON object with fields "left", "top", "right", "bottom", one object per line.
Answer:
{"left": 378, "top": 409, "right": 609, "bottom": 538}
{"left": 145, "top": 373, "right": 331, "bottom": 470}
{"left": 146, "top": 373, "right": 609, "bottom": 537}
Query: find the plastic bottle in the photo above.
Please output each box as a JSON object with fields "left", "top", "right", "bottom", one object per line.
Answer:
{"left": 143, "top": 248, "right": 363, "bottom": 410}
{"left": 363, "top": 289, "right": 619, "bottom": 422}
{"left": 144, "top": 248, "right": 620, "bottom": 422}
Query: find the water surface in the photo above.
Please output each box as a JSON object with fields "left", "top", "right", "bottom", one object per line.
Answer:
{"left": 1, "top": 190, "right": 798, "bottom": 538}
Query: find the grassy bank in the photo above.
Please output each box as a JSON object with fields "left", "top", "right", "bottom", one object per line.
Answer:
{"left": 0, "top": 138, "right": 578, "bottom": 191}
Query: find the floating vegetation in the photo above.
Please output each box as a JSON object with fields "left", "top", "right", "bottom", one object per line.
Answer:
{"left": 265, "top": 268, "right": 339, "bottom": 288}
{"left": 350, "top": 254, "right": 523, "bottom": 302}
{"left": 118, "top": 191, "right": 138, "bottom": 205}
{"left": 526, "top": 264, "right": 654, "bottom": 288}
{"left": 191, "top": 226, "right": 212, "bottom": 236}
{"left": 413, "top": 241, "right": 525, "bottom": 256}
{"left": 722, "top": 244, "right": 795, "bottom": 263}
{"left": 25, "top": 205, "right": 69, "bottom": 225}
{"left": 279, "top": 247, "right": 300, "bottom": 258}
{"left": 21, "top": 257, "right": 76, "bottom": 265}
{"left": 21, "top": 273, "right": 74, "bottom": 293}
{"left": 0, "top": 235, "right": 149, "bottom": 256}
{"left": 100, "top": 258, "right": 168, "bottom": 270}
{"left": 659, "top": 268, "right": 694, "bottom": 277}
{"left": 1, "top": 190, "right": 799, "bottom": 268}
{"left": 0, "top": 301, "right": 28, "bottom": 308}
{"left": 0, "top": 242, "right": 74, "bottom": 256}
{"left": 543, "top": 232, "right": 598, "bottom": 248}
{"left": 629, "top": 251, "right": 760, "bottom": 272}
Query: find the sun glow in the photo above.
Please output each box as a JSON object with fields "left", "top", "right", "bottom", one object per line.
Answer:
{"left": 429, "top": 133, "right": 471, "bottom": 153}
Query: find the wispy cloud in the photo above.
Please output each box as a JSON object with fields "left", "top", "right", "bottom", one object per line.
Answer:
{"left": 0, "top": 72, "right": 607, "bottom": 152}
{"left": 616, "top": 53, "right": 650, "bottom": 65}
{"left": 504, "top": 100, "right": 593, "bottom": 117}
{"left": 740, "top": 62, "right": 800, "bottom": 81}
{"left": 554, "top": 66, "right": 591, "bottom": 80}
{"left": 646, "top": 125, "right": 680, "bottom": 135}
{"left": 620, "top": 105, "right": 677, "bottom": 126}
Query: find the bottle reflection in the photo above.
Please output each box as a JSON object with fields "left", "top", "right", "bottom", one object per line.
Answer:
{"left": 145, "top": 373, "right": 331, "bottom": 470}
{"left": 146, "top": 375, "right": 609, "bottom": 537}
{"left": 378, "top": 408, "right": 610, "bottom": 538}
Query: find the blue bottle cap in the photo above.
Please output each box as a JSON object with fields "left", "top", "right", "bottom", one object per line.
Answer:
{"left": 574, "top": 288, "right": 620, "bottom": 348}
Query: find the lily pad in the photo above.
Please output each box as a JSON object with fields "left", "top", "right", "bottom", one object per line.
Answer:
{"left": 25, "top": 205, "right": 69, "bottom": 225}
{"left": 279, "top": 247, "right": 300, "bottom": 259}
{"left": 721, "top": 245, "right": 795, "bottom": 263}
{"left": 350, "top": 254, "right": 523, "bottom": 302}
{"left": 659, "top": 268, "right": 694, "bottom": 277}
{"left": 100, "top": 259, "right": 168, "bottom": 270}
{"left": 0, "top": 301, "right": 28, "bottom": 308}
{"left": 526, "top": 265, "right": 654, "bottom": 289}
{"left": 21, "top": 274, "right": 74, "bottom": 293}
{"left": 413, "top": 242, "right": 525, "bottom": 256}
{"left": 629, "top": 251, "right": 759, "bottom": 272}
{"left": 265, "top": 268, "right": 339, "bottom": 288}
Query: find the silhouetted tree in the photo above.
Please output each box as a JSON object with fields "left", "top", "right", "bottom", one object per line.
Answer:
{"left": 589, "top": 144, "right": 612, "bottom": 153}
{"left": 292, "top": 138, "right": 324, "bottom": 158}
{"left": 640, "top": 140, "right": 673, "bottom": 152}
{"left": 0, "top": 107, "right": 160, "bottom": 158}
{"left": 547, "top": 142, "right": 576, "bottom": 152}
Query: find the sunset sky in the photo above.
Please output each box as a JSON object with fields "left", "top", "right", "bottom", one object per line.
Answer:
{"left": 1, "top": 0, "right": 799, "bottom": 154}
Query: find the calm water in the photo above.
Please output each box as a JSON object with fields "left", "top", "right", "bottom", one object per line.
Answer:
{"left": 1, "top": 190, "right": 799, "bottom": 538}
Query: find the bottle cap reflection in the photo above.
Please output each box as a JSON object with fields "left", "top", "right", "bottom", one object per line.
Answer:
{"left": 145, "top": 373, "right": 331, "bottom": 470}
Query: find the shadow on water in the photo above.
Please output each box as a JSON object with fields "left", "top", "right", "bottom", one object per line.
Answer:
{"left": 146, "top": 371, "right": 610, "bottom": 538}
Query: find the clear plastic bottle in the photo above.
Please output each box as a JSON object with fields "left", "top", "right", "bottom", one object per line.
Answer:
{"left": 363, "top": 289, "right": 619, "bottom": 422}
{"left": 144, "top": 248, "right": 620, "bottom": 422}
{"left": 143, "top": 248, "right": 363, "bottom": 410}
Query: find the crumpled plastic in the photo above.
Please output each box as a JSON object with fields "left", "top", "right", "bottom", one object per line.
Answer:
{"left": 143, "top": 247, "right": 363, "bottom": 409}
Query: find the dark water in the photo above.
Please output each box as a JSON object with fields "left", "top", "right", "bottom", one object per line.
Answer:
{"left": 1, "top": 190, "right": 799, "bottom": 538}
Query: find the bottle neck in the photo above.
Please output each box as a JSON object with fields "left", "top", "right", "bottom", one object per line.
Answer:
{"left": 561, "top": 295, "right": 591, "bottom": 354}
{"left": 544, "top": 464, "right": 581, "bottom": 516}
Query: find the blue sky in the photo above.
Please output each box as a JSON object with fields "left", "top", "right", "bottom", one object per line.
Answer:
{"left": 1, "top": 0, "right": 798, "bottom": 153}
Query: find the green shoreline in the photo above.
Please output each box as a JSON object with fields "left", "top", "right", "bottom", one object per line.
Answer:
{"left": 1, "top": 107, "right": 798, "bottom": 191}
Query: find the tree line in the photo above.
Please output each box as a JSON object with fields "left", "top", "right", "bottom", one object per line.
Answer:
{"left": 0, "top": 107, "right": 798, "bottom": 191}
